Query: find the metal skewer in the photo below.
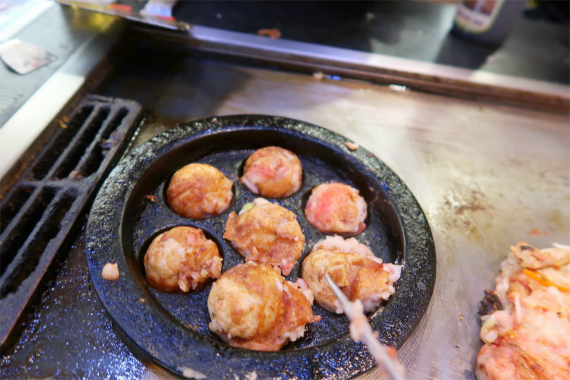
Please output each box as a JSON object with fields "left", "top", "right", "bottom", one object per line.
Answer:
{"left": 325, "top": 274, "right": 408, "bottom": 380}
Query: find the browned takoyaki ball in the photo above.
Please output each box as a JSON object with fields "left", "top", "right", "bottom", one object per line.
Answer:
{"left": 167, "top": 163, "right": 233, "bottom": 219}
{"left": 301, "top": 236, "right": 402, "bottom": 313}
{"left": 144, "top": 226, "right": 222, "bottom": 292}
{"left": 207, "top": 263, "right": 320, "bottom": 351}
{"left": 305, "top": 183, "right": 367, "bottom": 235}
{"left": 241, "top": 146, "right": 302, "bottom": 198}
{"left": 223, "top": 198, "right": 304, "bottom": 276}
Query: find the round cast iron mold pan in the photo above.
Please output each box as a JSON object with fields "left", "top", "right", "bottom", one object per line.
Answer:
{"left": 86, "top": 115, "right": 436, "bottom": 380}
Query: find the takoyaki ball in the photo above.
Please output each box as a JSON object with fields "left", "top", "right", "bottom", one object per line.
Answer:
{"left": 305, "top": 183, "right": 367, "bottom": 235}
{"left": 144, "top": 226, "right": 222, "bottom": 292}
{"left": 241, "top": 146, "right": 302, "bottom": 198}
{"left": 223, "top": 198, "right": 304, "bottom": 276}
{"left": 301, "top": 236, "right": 402, "bottom": 313}
{"left": 167, "top": 163, "right": 233, "bottom": 219}
{"left": 207, "top": 263, "right": 321, "bottom": 351}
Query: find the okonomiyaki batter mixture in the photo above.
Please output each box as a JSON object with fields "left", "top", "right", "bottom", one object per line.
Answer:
{"left": 476, "top": 242, "right": 570, "bottom": 380}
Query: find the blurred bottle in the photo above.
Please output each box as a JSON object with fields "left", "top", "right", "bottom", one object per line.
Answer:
{"left": 451, "top": 0, "right": 527, "bottom": 45}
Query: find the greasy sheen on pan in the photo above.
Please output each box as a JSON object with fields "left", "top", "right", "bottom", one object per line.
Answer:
{"left": 167, "top": 163, "right": 233, "bottom": 219}
{"left": 207, "top": 263, "right": 321, "bottom": 351}
{"left": 241, "top": 146, "right": 303, "bottom": 198}
{"left": 144, "top": 226, "right": 222, "bottom": 292}
{"left": 224, "top": 198, "right": 304, "bottom": 276}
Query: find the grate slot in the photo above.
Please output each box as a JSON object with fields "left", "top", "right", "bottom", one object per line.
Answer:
{"left": 52, "top": 107, "right": 111, "bottom": 179}
{"left": 0, "top": 192, "right": 76, "bottom": 297}
{"left": 29, "top": 106, "right": 94, "bottom": 181}
{"left": 102, "top": 107, "right": 129, "bottom": 140}
{"left": 81, "top": 144, "right": 104, "bottom": 179}
{"left": 0, "top": 188, "right": 55, "bottom": 277}
{"left": 0, "top": 186, "right": 35, "bottom": 232}
{"left": 0, "top": 94, "right": 142, "bottom": 350}
{"left": 80, "top": 108, "right": 129, "bottom": 178}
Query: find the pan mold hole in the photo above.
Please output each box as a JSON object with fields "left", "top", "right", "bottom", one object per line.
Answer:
{"left": 136, "top": 225, "right": 226, "bottom": 290}
{"left": 0, "top": 192, "right": 76, "bottom": 297}
{"left": 52, "top": 107, "right": 111, "bottom": 179}
{"left": 300, "top": 184, "right": 371, "bottom": 236}
{"left": 29, "top": 106, "right": 94, "bottom": 181}
{"left": 163, "top": 173, "right": 238, "bottom": 220}
{"left": 237, "top": 152, "right": 306, "bottom": 200}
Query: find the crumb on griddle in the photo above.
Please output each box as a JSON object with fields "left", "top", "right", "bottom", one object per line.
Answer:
{"left": 257, "top": 28, "right": 281, "bottom": 39}
{"left": 146, "top": 195, "right": 157, "bottom": 202}
{"left": 528, "top": 227, "right": 549, "bottom": 236}
{"left": 478, "top": 289, "right": 502, "bottom": 316}
{"left": 345, "top": 142, "right": 359, "bottom": 151}
{"left": 69, "top": 170, "right": 83, "bottom": 180}
{"left": 102, "top": 263, "right": 120, "bottom": 281}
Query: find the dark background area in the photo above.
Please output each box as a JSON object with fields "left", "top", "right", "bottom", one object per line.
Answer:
{"left": 173, "top": 1, "right": 569, "bottom": 84}
{"left": 1, "top": 1, "right": 568, "bottom": 132}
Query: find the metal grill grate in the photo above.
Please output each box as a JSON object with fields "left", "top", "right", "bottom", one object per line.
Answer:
{"left": 0, "top": 95, "right": 142, "bottom": 349}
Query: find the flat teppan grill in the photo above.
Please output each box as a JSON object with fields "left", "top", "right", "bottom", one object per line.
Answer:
{"left": 0, "top": 95, "right": 142, "bottom": 350}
